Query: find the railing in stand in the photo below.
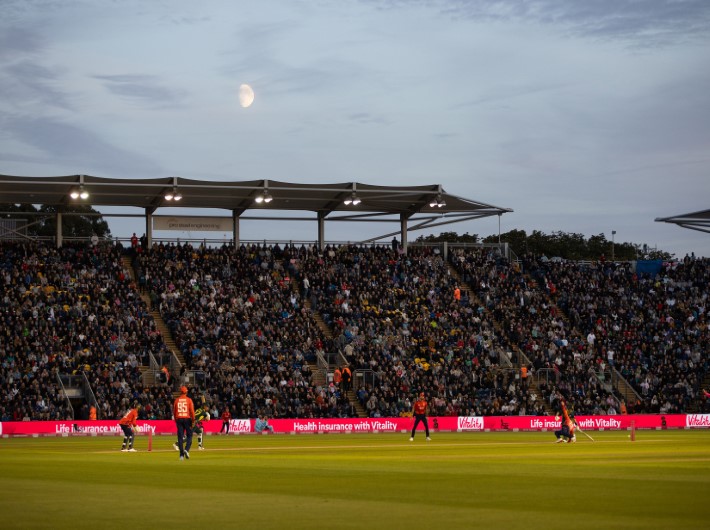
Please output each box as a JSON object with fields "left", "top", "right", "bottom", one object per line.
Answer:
{"left": 56, "top": 372, "right": 76, "bottom": 420}
{"left": 169, "top": 352, "right": 183, "bottom": 391}
{"left": 187, "top": 370, "right": 206, "bottom": 390}
{"left": 610, "top": 368, "right": 642, "bottom": 407}
{"left": 147, "top": 351, "right": 163, "bottom": 386}
{"left": 533, "top": 368, "right": 556, "bottom": 388}
{"left": 81, "top": 371, "right": 99, "bottom": 419}
{"left": 315, "top": 350, "right": 329, "bottom": 382}
{"left": 499, "top": 350, "right": 514, "bottom": 368}
{"left": 354, "top": 369, "right": 375, "bottom": 389}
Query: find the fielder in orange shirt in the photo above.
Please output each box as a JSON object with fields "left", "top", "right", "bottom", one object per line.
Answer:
{"left": 174, "top": 386, "right": 195, "bottom": 460}
{"left": 409, "top": 392, "right": 431, "bottom": 442}
{"left": 119, "top": 402, "right": 141, "bottom": 452}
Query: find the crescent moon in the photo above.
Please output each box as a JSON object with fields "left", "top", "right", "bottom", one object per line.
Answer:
{"left": 239, "top": 84, "right": 255, "bottom": 108}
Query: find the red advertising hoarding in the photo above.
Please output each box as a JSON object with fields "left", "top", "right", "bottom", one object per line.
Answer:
{"left": 1, "top": 414, "right": 702, "bottom": 438}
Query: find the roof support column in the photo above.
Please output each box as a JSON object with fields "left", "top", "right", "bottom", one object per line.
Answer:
{"left": 232, "top": 210, "right": 240, "bottom": 246}
{"left": 56, "top": 210, "right": 63, "bottom": 248}
{"left": 317, "top": 212, "right": 325, "bottom": 250}
{"left": 145, "top": 209, "right": 153, "bottom": 249}
{"left": 400, "top": 213, "right": 408, "bottom": 254}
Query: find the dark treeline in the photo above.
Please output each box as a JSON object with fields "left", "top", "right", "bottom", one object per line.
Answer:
{"left": 417, "top": 229, "right": 673, "bottom": 261}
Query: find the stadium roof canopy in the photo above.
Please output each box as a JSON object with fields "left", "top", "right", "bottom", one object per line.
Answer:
{"left": 655, "top": 209, "right": 710, "bottom": 235}
{"left": 0, "top": 174, "right": 512, "bottom": 244}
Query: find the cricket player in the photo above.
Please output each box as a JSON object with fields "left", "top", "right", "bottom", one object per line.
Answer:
{"left": 174, "top": 386, "right": 195, "bottom": 460}
{"left": 409, "top": 392, "right": 431, "bottom": 441}
{"left": 175, "top": 397, "right": 210, "bottom": 451}
{"left": 119, "top": 402, "right": 141, "bottom": 452}
{"left": 554, "top": 398, "right": 577, "bottom": 443}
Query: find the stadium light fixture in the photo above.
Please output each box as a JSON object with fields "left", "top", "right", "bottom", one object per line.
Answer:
{"left": 70, "top": 184, "right": 89, "bottom": 200}
{"left": 254, "top": 184, "right": 273, "bottom": 204}
{"left": 165, "top": 187, "right": 182, "bottom": 202}
{"left": 344, "top": 192, "right": 361, "bottom": 206}
{"left": 165, "top": 177, "right": 183, "bottom": 201}
{"left": 344, "top": 183, "right": 361, "bottom": 206}
{"left": 165, "top": 187, "right": 182, "bottom": 201}
{"left": 429, "top": 194, "right": 445, "bottom": 208}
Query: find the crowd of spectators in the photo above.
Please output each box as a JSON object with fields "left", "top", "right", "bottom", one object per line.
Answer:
{"left": 297, "top": 244, "right": 545, "bottom": 417}
{"left": 135, "top": 242, "right": 357, "bottom": 419}
{"left": 450, "top": 247, "right": 709, "bottom": 414}
{"left": 0, "top": 241, "right": 172, "bottom": 421}
{"left": 2, "top": 239, "right": 707, "bottom": 422}
{"left": 531, "top": 255, "right": 709, "bottom": 414}
{"left": 449, "top": 247, "right": 619, "bottom": 414}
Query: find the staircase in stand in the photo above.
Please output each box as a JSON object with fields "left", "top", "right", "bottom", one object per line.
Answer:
{"left": 609, "top": 369, "right": 641, "bottom": 412}
{"left": 141, "top": 367, "right": 157, "bottom": 387}
{"left": 301, "top": 299, "right": 333, "bottom": 342}
{"left": 519, "top": 275, "right": 560, "bottom": 415}
{"left": 121, "top": 255, "right": 185, "bottom": 393}
{"left": 311, "top": 366, "right": 326, "bottom": 387}
{"left": 346, "top": 390, "right": 367, "bottom": 417}
{"left": 448, "top": 263, "right": 552, "bottom": 415}
{"left": 297, "top": 281, "right": 366, "bottom": 416}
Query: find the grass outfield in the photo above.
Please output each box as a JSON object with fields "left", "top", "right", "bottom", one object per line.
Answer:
{"left": 1, "top": 430, "right": 709, "bottom": 529}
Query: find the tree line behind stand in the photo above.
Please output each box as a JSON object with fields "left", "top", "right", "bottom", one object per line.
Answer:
{"left": 416, "top": 229, "right": 673, "bottom": 261}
